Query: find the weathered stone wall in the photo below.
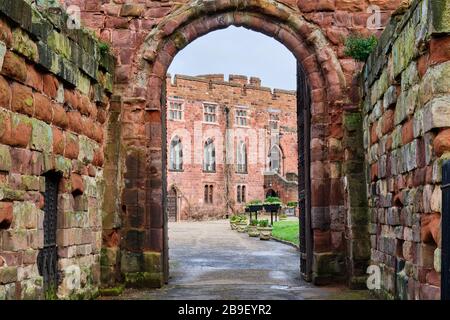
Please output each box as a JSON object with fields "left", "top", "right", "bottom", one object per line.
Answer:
{"left": 362, "top": 0, "right": 450, "bottom": 299}
{"left": 0, "top": 0, "right": 114, "bottom": 299}
{"left": 57, "top": 0, "right": 402, "bottom": 289}
{"left": 166, "top": 73, "right": 298, "bottom": 220}
{"left": 0, "top": 0, "right": 424, "bottom": 299}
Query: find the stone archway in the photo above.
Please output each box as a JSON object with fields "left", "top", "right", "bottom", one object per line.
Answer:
{"left": 111, "top": 0, "right": 357, "bottom": 288}
{"left": 266, "top": 189, "right": 279, "bottom": 198}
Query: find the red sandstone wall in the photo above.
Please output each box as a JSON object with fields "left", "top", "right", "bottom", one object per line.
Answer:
{"left": 60, "top": 0, "right": 403, "bottom": 99}
{"left": 0, "top": 1, "right": 113, "bottom": 299}
{"left": 166, "top": 74, "right": 297, "bottom": 220}
{"left": 362, "top": 0, "right": 450, "bottom": 299}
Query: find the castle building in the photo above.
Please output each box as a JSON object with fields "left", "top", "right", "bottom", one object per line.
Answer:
{"left": 2, "top": 0, "right": 447, "bottom": 300}
{"left": 166, "top": 74, "right": 299, "bottom": 221}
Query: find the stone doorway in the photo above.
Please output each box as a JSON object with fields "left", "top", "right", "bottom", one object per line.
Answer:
{"left": 109, "top": 0, "right": 365, "bottom": 289}
{"left": 266, "top": 189, "right": 279, "bottom": 198}
{"left": 160, "top": 26, "right": 314, "bottom": 283}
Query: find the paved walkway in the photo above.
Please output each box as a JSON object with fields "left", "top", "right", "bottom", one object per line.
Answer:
{"left": 109, "top": 220, "right": 372, "bottom": 300}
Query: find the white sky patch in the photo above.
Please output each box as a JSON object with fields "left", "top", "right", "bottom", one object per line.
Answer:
{"left": 168, "top": 26, "right": 296, "bottom": 91}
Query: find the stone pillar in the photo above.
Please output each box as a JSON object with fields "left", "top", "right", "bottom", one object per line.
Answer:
{"left": 343, "top": 111, "right": 370, "bottom": 288}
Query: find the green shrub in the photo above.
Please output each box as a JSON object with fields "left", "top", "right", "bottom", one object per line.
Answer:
{"left": 236, "top": 214, "right": 247, "bottom": 223}
{"left": 247, "top": 199, "right": 262, "bottom": 205}
{"left": 231, "top": 214, "right": 246, "bottom": 222}
{"left": 230, "top": 215, "right": 240, "bottom": 222}
{"left": 264, "top": 196, "right": 282, "bottom": 204}
{"left": 287, "top": 201, "right": 297, "bottom": 208}
{"left": 258, "top": 219, "right": 270, "bottom": 228}
{"left": 250, "top": 219, "right": 258, "bottom": 226}
{"left": 98, "top": 42, "right": 110, "bottom": 56}
{"left": 344, "top": 35, "right": 378, "bottom": 62}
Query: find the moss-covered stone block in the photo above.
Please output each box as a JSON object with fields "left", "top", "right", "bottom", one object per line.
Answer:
{"left": 0, "top": 187, "right": 26, "bottom": 201}
{"left": 54, "top": 155, "right": 71, "bottom": 177}
{"left": 0, "top": 266, "right": 18, "bottom": 284}
{"left": 12, "top": 28, "right": 38, "bottom": 61}
{"left": 78, "top": 135, "right": 96, "bottom": 164}
{"left": 420, "top": 62, "right": 450, "bottom": 106}
{"left": 30, "top": 119, "right": 52, "bottom": 152}
{"left": 343, "top": 112, "right": 362, "bottom": 132}
{"left": 67, "top": 288, "right": 99, "bottom": 300}
{"left": 347, "top": 176, "right": 368, "bottom": 207}
{"left": 21, "top": 175, "right": 40, "bottom": 191}
{"left": 392, "top": 17, "right": 417, "bottom": 78}
{"left": 0, "top": 144, "right": 12, "bottom": 171}
{"left": 77, "top": 73, "right": 90, "bottom": 95}
{"left": 0, "top": 0, "right": 32, "bottom": 31}
{"left": 37, "top": 42, "right": 61, "bottom": 74}
{"left": 30, "top": 7, "right": 52, "bottom": 40}
{"left": 99, "top": 285, "right": 124, "bottom": 297}
{"left": 124, "top": 272, "right": 163, "bottom": 289}
{"left": 313, "top": 252, "right": 344, "bottom": 277}
{"left": 47, "top": 30, "right": 71, "bottom": 60}
{"left": 35, "top": 0, "right": 60, "bottom": 8}
{"left": 143, "top": 251, "right": 162, "bottom": 273}
{"left": 342, "top": 161, "right": 364, "bottom": 175}
{"left": 12, "top": 201, "right": 39, "bottom": 229}
{"left": 59, "top": 58, "right": 78, "bottom": 87}
{"left": 100, "top": 266, "right": 118, "bottom": 287}
{"left": 100, "top": 247, "right": 119, "bottom": 267}
{"left": 351, "top": 239, "right": 371, "bottom": 260}
{"left": 431, "top": 0, "right": 450, "bottom": 33}
{"left": 349, "top": 207, "right": 369, "bottom": 226}
{"left": 394, "top": 85, "right": 419, "bottom": 125}
{"left": 120, "top": 251, "right": 142, "bottom": 274}
{"left": 21, "top": 277, "right": 44, "bottom": 300}
{"left": 348, "top": 275, "right": 369, "bottom": 290}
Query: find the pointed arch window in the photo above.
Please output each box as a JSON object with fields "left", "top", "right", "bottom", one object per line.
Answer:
{"left": 203, "top": 138, "right": 216, "bottom": 172}
{"left": 169, "top": 136, "right": 183, "bottom": 171}
{"left": 269, "top": 145, "right": 282, "bottom": 174}
{"left": 236, "top": 140, "right": 247, "bottom": 174}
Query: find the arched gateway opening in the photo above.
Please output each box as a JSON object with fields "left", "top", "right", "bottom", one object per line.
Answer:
{"left": 111, "top": 0, "right": 362, "bottom": 289}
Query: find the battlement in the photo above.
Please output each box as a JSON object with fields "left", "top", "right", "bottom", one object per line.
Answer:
{"left": 167, "top": 74, "right": 296, "bottom": 99}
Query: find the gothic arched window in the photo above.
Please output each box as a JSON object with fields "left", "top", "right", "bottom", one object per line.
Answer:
{"left": 236, "top": 141, "right": 247, "bottom": 173}
{"left": 203, "top": 138, "right": 216, "bottom": 172}
{"left": 169, "top": 136, "right": 183, "bottom": 171}
{"left": 269, "top": 145, "right": 282, "bottom": 174}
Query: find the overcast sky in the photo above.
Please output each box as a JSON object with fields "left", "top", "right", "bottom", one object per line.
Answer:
{"left": 168, "top": 26, "right": 296, "bottom": 91}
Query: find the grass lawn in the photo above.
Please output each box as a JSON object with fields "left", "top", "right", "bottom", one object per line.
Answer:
{"left": 272, "top": 220, "right": 299, "bottom": 246}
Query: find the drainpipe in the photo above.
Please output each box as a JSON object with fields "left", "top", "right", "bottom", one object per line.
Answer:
{"left": 224, "top": 106, "right": 233, "bottom": 216}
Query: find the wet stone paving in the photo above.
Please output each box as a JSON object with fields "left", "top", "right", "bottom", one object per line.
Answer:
{"left": 108, "top": 221, "right": 372, "bottom": 300}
